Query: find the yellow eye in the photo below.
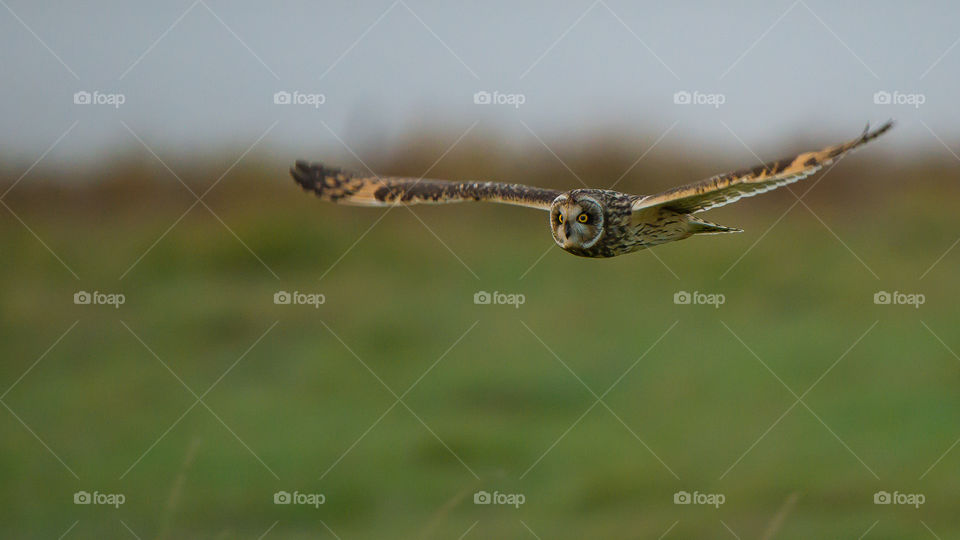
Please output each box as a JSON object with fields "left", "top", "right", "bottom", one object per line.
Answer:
{"left": 557, "top": 214, "right": 563, "bottom": 224}
{"left": 577, "top": 213, "right": 588, "bottom": 223}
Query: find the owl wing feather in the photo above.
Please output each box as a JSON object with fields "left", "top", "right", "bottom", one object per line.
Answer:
{"left": 632, "top": 120, "right": 893, "bottom": 214}
{"left": 291, "top": 161, "right": 562, "bottom": 211}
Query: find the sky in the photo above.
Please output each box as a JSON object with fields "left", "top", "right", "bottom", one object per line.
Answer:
{"left": 1, "top": 0, "right": 957, "bottom": 170}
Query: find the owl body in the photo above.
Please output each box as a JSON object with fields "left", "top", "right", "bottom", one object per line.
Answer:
{"left": 291, "top": 122, "right": 892, "bottom": 259}
{"left": 549, "top": 189, "right": 709, "bottom": 258}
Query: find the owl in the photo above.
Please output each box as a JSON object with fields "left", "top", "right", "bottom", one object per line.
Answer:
{"left": 291, "top": 121, "right": 892, "bottom": 258}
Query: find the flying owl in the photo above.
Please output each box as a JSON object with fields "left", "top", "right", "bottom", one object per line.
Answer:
{"left": 291, "top": 121, "right": 892, "bottom": 258}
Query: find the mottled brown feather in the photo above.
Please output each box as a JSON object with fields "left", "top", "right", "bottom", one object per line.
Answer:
{"left": 290, "top": 161, "right": 561, "bottom": 210}
{"left": 632, "top": 120, "right": 894, "bottom": 214}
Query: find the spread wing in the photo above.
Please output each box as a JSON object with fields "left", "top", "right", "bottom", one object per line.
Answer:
{"left": 632, "top": 121, "right": 894, "bottom": 214}
{"left": 291, "top": 161, "right": 561, "bottom": 211}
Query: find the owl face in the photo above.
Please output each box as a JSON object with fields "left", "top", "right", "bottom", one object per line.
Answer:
{"left": 550, "top": 193, "right": 605, "bottom": 250}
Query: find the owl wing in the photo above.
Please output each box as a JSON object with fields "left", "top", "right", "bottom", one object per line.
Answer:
{"left": 291, "top": 161, "right": 562, "bottom": 211}
{"left": 631, "top": 121, "right": 893, "bottom": 214}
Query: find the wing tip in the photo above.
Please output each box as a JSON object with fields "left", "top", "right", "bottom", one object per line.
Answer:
{"left": 290, "top": 160, "right": 318, "bottom": 192}
{"left": 290, "top": 161, "right": 353, "bottom": 198}
{"left": 861, "top": 119, "right": 895, "bottom": 142}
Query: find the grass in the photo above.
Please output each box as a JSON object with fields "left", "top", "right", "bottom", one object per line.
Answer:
{"left": 1, "top": 151, "right": 959, "bottom": 539}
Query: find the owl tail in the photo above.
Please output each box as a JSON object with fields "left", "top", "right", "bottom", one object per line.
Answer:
{"left": 687, "top": 216, "right": 742, "bottom": 235}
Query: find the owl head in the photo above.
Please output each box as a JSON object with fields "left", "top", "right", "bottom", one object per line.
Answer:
{"left": 550, "top": 192, "right": 605, "bottom": 251}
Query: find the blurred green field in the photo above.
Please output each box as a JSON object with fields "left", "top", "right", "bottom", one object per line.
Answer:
{"left": 2, "top": 139, "right": 959, "bottom": 539}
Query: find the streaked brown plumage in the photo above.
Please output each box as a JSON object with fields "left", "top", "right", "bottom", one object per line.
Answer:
{"left": 291, "top": 121, "right": 893, "bottom": 258}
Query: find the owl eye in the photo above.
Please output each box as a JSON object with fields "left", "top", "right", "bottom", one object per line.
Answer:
{"left": 557, "top": 214, "right": 563, "bottom": 224}
{"left": 577, "top": 213, "right": 588, "bottom": 223}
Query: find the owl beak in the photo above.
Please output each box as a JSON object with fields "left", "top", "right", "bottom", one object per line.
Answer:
{"left": 562, "top": 224, "right": 576, "bottom": 248}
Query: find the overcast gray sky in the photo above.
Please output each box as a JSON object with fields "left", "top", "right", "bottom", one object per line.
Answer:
{"left": 1, "top": 0, "right": 957, "bottom": 169}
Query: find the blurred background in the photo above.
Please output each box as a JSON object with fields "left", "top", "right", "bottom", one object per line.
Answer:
{"left": 2, "top": 1, "right": 959, "bottom": 538}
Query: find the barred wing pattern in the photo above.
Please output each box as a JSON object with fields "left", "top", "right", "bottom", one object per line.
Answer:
{"left": 291, "top": 161, "right": 562, "bottom": 211}
{"left": 632, "top": 121, "right": 894, "bottom": 214}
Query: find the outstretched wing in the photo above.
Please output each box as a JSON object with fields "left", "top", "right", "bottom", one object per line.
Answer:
{"left": 291, "top": 161, "right": 561, "bottom": 211}
{"left": 632, "top": 121, "right": 894, "bottom": 214}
